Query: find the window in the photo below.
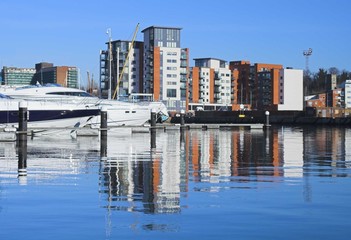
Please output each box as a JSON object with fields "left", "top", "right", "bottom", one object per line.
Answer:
{"left": 167, "top": 89, "right": 176, "bottom": 98}
{"left": 167, "top": 66, "right": 177, "bottom": 70}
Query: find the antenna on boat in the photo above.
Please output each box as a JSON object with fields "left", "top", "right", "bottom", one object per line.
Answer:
{"left": 112, "top": 23, "right": 139, "bottom": 100}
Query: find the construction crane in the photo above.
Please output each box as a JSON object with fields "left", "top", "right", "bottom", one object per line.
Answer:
{"left": 112, "top": 23, "right": 140, "bottom": 100}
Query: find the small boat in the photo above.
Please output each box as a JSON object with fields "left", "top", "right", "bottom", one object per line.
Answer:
{"left": 0, "top": 93, "right": 100, "bottom": 130}
{"left": 1, "top": 84, "right": 169, "bottom": 126}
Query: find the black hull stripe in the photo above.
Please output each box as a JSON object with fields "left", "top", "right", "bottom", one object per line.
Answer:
{"left": 0, "top": 109, "right": 100, "bottom": 124}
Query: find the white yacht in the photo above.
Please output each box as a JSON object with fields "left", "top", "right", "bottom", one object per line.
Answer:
{"left": 0, "top": 84, "right": 169, "bottom": 126}
{"left": 0, "top": 93, "right": 100, "bottom": 130}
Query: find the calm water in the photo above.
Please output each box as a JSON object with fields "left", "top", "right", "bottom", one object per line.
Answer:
{"left": 1, "top": 126, "right": 351, "bottom": 239}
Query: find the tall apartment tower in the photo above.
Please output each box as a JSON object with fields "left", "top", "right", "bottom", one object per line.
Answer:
{"left": 142, "top": 26, "right": 189, "bottom": 112}
{"left": 190, "top": 58, "right": 232, "bottom": 106}
{"left": 100, "top": 40, "right": 144, "bottom": 99}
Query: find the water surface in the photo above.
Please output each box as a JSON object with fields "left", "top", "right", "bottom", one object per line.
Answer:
{"left": 1, "top": 126, "right": 351, "bottom": 239}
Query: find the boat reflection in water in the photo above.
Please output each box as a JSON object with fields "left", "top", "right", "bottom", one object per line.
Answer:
{"left": 1, "top": 126, "right": 351, "bottom": 239}
{"left": 98, "top": 126, "right": 351, "bottom": 215}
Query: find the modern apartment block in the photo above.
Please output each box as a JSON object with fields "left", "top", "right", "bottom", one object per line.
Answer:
{"left": 100, "top": 26, "right": 189, "bottom": 110}
{"left": 142, "top": 26, "right": 189, "bottom": 111}
{"left": 229, "top": 61, "right": 251, "bottom": 108}
{"left": 189, "top": 58, "right": 233, "bottom": 110}
{"left": 229, "top": 61, "right": 283, "bottom": 110}
{"left": 100, "top": 40, "right": 144, "bottom": 99}
{"left": 1, "top": 66, "right": 36, "bottom": 85}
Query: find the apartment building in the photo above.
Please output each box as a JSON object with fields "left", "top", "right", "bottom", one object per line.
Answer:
{"left": 100, "top": 40, "right": 144, "bottom": 99}
{"left": 189, "top": 58, "right": 232, "bottom": 110}
{"left": 142, "top": 26, "right": 189, "bottom": 112}
{"left": 229, "top": 61, "right": 283, "bottom": 110}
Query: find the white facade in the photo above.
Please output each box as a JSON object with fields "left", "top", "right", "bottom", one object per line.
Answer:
{"left": 194, "top": 58, "right": 232, "bottom": 105}
{"left": 278, "top": 69, "right": 303, "bottom": 111}
{"left": 345, "top": 80, "right": 351, "bottom": 109}
{"left": 160, "top": 47, "right": 182, "bottom": 101}
{"left": 127, "top": 47, "right": 142, "bottom": 94}
{"left": 199, "top": 68, "right": 211, "bottom": 103}
{"left": 215, "top": 68, "right": 232, "bottom": 105}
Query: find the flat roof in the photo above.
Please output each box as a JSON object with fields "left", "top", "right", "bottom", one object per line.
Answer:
{"left": 193, "top": 57, "right": 227, "bottom": 62}
{"left": 105, "top": 40, "right": 143, "bottom": 45}
{"left": 141, "top": 26, "right": 182, "bottom": 32}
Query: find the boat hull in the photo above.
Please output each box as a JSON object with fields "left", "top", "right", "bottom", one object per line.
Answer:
{"left": 0, "top": 97, "right": 100, "bottom": 130}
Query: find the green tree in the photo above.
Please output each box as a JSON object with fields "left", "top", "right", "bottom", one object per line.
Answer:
{"left": 338, "top": 70, "right": 350, "bottom": 86}
{"left": 311, "top": 68, "right": 328, "bottom": 94}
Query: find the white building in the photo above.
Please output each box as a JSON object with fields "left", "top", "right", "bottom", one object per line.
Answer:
{"left": 142, "top": 26, "right": 189, "bottom": 112}
{"left": 344, "top": 80, "right": 351, "bottom": 109}
{"left": 278, "top": 68, "right": 304, "bottom": 111}
{"left": 191, "top": 58, "right": 232, "bottom": 105}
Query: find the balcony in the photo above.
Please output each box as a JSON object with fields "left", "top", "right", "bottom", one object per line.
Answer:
{"left": 214, "top": 86, "right": 221, "bottom": 93}
{"left": 214, "top": 73, "right": 221, "bottom": 80}
{"left": 200, "top": 92, "right": 207, "bottom": 98}
{"left": 180, "top": 68, "right": 187, "bottom": 74}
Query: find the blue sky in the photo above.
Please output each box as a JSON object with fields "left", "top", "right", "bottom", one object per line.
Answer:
{"left": 1, "top": 0, "right": 350, "bottom": 86}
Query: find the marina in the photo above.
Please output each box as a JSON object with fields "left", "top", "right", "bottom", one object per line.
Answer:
{"left": 0, "top": 2, "right": 350, "bottom": 239}
{"left": 1, "top": 125, "right": 351, "bottom": 239}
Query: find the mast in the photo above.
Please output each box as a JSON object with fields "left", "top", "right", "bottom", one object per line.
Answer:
{"left": 112, "top": 23, "right": 139, "bottom": 100}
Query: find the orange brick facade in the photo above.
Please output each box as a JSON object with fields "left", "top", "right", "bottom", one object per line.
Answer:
{"left": 153, "top": 47, "right": 161, "bottom": 101}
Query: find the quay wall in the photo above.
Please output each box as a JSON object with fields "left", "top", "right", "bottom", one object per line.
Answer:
{"left": 170, "top": 110, "right": 351, "bottom": 125}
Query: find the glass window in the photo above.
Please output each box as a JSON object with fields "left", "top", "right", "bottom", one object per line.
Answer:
{"left": 167, "top": 89, "right": 177, "bottom": 98}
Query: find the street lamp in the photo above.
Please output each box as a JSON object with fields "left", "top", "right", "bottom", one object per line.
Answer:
{"left": 106, "top": 28, "right": 112, "bottom": 100}
{"left": 265, "top": 110, "right": 270, "bottom": 127}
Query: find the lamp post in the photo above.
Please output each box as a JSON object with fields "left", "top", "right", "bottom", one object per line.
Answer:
{"left": 265, "top": 110, "right": 270, "bottom": 127}
{"left": 106, "top": 28, "right": 112, "bottom": 100}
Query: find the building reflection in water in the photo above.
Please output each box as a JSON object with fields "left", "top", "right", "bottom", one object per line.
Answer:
{"left": 99, "top": 126, "right": 351, "bottom": 215}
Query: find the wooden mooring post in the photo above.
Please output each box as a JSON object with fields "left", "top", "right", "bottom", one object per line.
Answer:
{"left": 100, "top": 107, "right": 107, "bottom": 157}
{"left": 17, "top": 101, "right": 28, "bottom": 179}
{"left": 150, "top": 109, "right": 156, "bottom": 149}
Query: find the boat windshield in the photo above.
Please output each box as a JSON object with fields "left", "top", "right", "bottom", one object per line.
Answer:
{"left": 46, "top": 92, "right": 94, "bottom": 97}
